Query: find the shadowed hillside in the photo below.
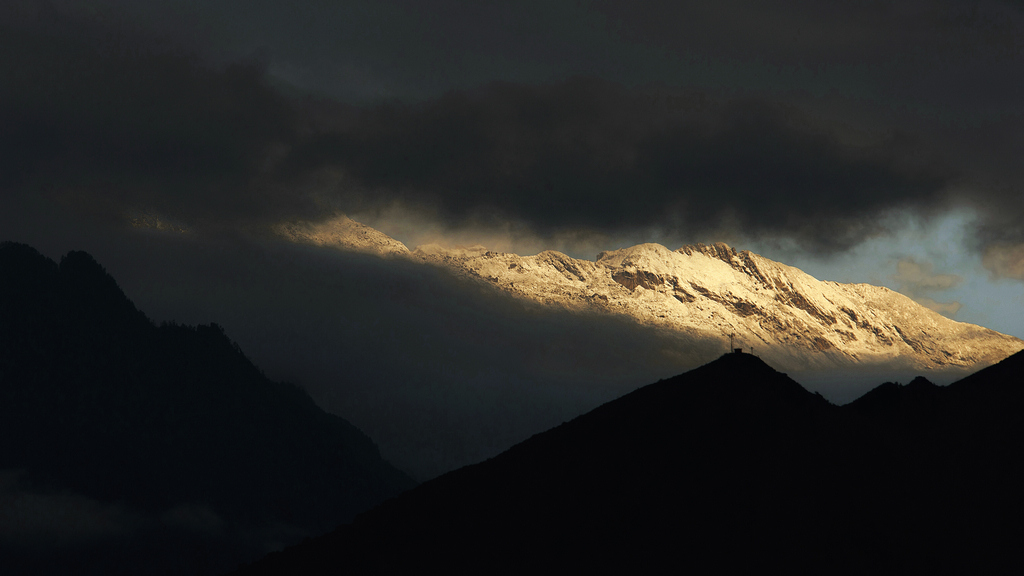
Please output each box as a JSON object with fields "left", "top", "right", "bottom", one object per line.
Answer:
{"left": 234, "top": 349, "right": 1024, "bottom": 574}
{"left": 0, "top": 242, "right": 415, "bottom": 575}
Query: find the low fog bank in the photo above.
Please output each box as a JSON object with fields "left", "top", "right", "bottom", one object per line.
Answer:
{"left": 0, "top": 469, "right": 307, "bottom": 575}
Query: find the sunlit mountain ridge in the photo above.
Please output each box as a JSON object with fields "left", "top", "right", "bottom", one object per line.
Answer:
{"left": 279, "top": 216, "right": 1024, "bottom": 377}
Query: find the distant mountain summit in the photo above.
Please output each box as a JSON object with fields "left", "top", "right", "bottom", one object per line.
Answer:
{"left": 234, "top": 349, "right": 1024, "bottom": 574}
{"left": 0, "top": 242, "right": 415, "bottom": 575}
{"left": 278, "top": 216, "right": 1022, "bottom": 374}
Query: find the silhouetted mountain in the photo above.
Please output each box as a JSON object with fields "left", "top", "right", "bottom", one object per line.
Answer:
{"left": 844, "top": 375, "right": 943, "bottom": 424}
{"left": 234, "top": 349, "right": 1024, "bottom": 575}
{"left": 0, "top": 242, "right": 415, "bottom": 575}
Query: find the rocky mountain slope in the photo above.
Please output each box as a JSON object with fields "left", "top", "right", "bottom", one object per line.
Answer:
{"left": 281, "top": 216, "right": 1023, "bottom": 375}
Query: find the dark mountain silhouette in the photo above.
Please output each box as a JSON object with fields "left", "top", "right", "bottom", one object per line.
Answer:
{"left": 0, "top": 242, "right": 415, "bottom": 575}
{"left": 233, "top": 349, "right": 1024, "bottom": 575}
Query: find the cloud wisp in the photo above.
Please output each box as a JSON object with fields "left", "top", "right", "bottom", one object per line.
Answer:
{"left": 982, "top": 243, "right": 1024, "bottom": 281}
{"left": 892, "top": 258, "right": 965, "bottom": 316}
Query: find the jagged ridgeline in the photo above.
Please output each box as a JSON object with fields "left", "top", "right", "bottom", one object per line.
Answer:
{"left": 0, "top": 242, "right": 415, "bottom": 576}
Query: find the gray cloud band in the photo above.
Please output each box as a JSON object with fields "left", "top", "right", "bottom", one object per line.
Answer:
{"left": 3, "top": 2, "right": 1024, "bottom": 267}
{"left": 289, "top": 78, "right": 953, "bottom": 253}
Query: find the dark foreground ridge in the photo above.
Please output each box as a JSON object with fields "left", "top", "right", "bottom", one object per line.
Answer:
{"left": 0, "top": 242, "right": 415, "bottom": 575}
{"left": 234, "top": 348, "right": 1024, "bottom": 575}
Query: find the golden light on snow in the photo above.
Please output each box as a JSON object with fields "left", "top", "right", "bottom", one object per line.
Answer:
{"left": 269, "top": 215, "right": 1024, "bottom": 376}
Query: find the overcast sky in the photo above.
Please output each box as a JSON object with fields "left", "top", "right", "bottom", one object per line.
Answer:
{"left": 3, "top": 0, "right": 1024, "bottom": 476}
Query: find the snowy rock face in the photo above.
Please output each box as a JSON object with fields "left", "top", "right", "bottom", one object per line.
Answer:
{"left": 276, "top": 216, "right": 1023, "bottom": 375}
{"left": 413, "top": 241, "right": 1024, "bottom": 373}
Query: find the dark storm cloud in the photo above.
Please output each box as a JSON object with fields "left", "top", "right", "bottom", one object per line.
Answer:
{"left": 5, "top": 0, "right": 1024, "bottom": 258}
{"left": 957, "top": 123, "right": 1024, "bottom": 279}
{"left": 0, "top": 3, "right": 309, "bottom": 227}
{"left": 291, "top": 78, "right": 954, "bottom": 252}
{"left": 594, "top": 0, "right": 1024, "bottom": 66}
